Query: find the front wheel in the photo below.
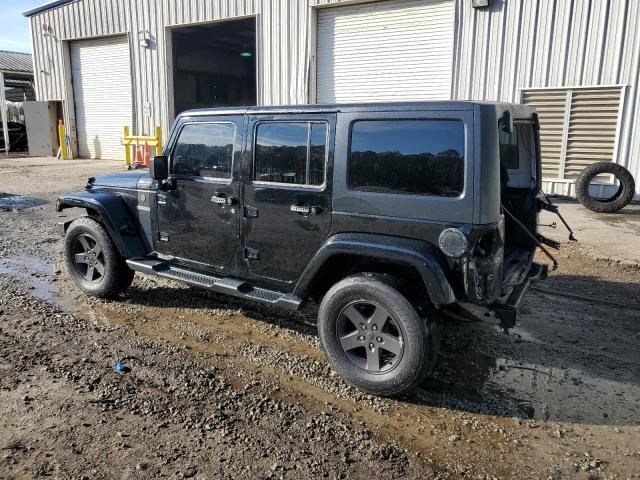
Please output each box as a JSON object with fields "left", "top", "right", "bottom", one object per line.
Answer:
{"left": 64, "top": 216, "right": 134, "bottom": 298}
{"left": 318, "top": 273, "right": 438, "bottom": 396}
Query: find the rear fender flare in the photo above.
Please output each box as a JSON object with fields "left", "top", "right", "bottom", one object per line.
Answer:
{"left": 294, "top": 233, "right": 456, "bottom": 307}
{"left": 57, "top": 191, "right": 147, "bottom": 258}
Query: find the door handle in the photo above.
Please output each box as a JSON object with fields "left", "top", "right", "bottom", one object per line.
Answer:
{"left": 290, "top": 204, "right": 310, "bottom": 215}
{"left": 211, "top": 194, "right": 234, "bottom": 206}
{"left": 290, "top": 204, "right": 322, "bottom": 216}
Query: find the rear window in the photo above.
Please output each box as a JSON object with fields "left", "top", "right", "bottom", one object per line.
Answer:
{"left": 499, "top": 123, "right": 536, "bottom": 170}
{"left": 349, "top": 120, "right": 465, "bottom": 197}
{"left": 498, "top": 122, "right": 539, "bottom": 190}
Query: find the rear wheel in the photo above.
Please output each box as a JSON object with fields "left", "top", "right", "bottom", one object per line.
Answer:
{"left": 318, "top": 273, "right": 438, "bottom": 396}
{"left": 64, "top": 216, "right": 134, "bottom": 298}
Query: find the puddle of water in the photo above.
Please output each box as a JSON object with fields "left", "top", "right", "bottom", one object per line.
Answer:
{"left": 0, "top": 193, "right": 48, "bottom": 211}
{"left": 428, "top": 342, "right": 640, "bottom": 425}
{"left": 0, "top": 255, "right": 72, "bottom": 312}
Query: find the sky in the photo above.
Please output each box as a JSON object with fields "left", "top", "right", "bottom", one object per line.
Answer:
{"left": 0, "top": 1, "right": 44, "bottom": 53}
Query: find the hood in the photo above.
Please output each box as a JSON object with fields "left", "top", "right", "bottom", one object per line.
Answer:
{"left": 87, "top": 170, "right": 149, "bottom": 190}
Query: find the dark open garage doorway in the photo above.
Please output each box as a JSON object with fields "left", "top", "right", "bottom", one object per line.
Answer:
{"left": 172, "top": 17, "right": 257, "bottom": 115}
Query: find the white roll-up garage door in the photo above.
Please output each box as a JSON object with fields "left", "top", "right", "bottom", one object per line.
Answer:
{"left": 70, "top": 36, "right": 133, "bottom": 160}
{"left": 316, "top": 0, "right": 454, "bottom": 103}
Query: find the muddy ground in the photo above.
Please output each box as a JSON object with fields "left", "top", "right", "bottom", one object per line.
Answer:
{"left": 0, "top": 157, "right": 639, "bottom": 479}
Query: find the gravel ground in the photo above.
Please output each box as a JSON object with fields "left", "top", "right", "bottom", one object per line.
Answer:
{"left": 0, "top": 157, "right": 639, "bottom": 479}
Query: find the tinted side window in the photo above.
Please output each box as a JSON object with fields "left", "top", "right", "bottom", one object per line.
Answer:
{"left": 172, "top": 123, "right": 235, "bottom": 178}
{"left": 349, "top": 120, "right": 465, "bottom": 197}
{"left": 255, "top": 122, "right": 327, "bottom": 186}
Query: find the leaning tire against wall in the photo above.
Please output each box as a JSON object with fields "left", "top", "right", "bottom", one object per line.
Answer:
{"left": 575, "top": 162, "right": 636, "bottom": 213}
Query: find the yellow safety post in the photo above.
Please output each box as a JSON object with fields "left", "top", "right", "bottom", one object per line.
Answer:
{"left": 155, "top": 126, "right": 163, "bottom": 155}
{"left": 122, "top": 126, "right": 162, "bottom": 167}
{"left": 58, "top": 120, "right": 68, "bottom": 160}
{"left": 123, "top": 126, "right": 132, "bottom": 166}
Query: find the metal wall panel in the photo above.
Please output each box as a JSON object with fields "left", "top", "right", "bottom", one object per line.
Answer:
{"left": 29, "top": 0, "right": 321, "bottom": 147}
{"left": 30, "top": 0, "right": 457, "bottom": 148}
{"left": 27, "top": 0, "right": 640, "bottom": 200}
{"left": 453, "top": 0, "right": 640, "bottom": 199}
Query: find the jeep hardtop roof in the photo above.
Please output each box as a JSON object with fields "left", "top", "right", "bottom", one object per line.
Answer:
{"left": 178, "top": 100, "right": 536, "bottom": 119}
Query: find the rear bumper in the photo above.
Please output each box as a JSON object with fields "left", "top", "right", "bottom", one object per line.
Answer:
{"left": 448, "top": 262, "right": 547, "bottom": 330}
{"left": 491, "top": 262, "right": 548, "bottom": 330}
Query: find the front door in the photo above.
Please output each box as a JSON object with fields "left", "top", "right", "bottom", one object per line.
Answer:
{"left": 155, "top": 117, "right": 242, "bottom": 273}
{"left": 243, "top": 114, "right": 335, "bottom": 285}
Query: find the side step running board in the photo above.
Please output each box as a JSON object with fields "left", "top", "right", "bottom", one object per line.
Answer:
{"left": 126, "top": 258, "right": 303, "bottom": 311}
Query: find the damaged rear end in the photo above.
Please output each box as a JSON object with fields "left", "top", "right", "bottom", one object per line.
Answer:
{"left": 452, "top": 104, "right": 555, "bottom": 330}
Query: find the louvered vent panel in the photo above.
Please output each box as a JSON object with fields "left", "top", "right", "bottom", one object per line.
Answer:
{"left": 522, "top": 89, "right": 568, "bottom": 179}
{"left": 563, "top": 88, "right": 622, "bottom": 178}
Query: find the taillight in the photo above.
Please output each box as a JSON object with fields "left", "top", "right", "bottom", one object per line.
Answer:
{"left": 474, "top": 231, "right": 495, "bottom": 257}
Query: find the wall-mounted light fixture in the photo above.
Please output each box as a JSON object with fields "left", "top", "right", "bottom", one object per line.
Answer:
{"left": 472, "top": 0, "right": 491, "bottom": 8}
{"left": 138, "top": 30, "right": 152, "bottom": 48}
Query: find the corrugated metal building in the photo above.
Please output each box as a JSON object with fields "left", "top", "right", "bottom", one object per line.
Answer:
{"left": 24, "top": 0, "right": 639, "bottom": 199}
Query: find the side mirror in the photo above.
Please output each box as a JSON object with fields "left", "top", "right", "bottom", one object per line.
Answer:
{"left": 150, "top": 155, "right": 169, "bottom": 181}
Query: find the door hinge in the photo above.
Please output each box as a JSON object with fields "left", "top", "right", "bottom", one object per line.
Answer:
{"left": 244, "top": 248, "right": 260, "bottom": 260}
{"left": 159, "top": 232, "right": 170, "bottom": 242}
{"left": 244, "top": 206, "right": 259, "bottom": 218}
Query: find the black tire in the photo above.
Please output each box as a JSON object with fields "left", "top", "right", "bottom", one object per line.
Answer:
{"left": 317, "top": 273, "right": 439, "bottom": 396}
{"left": 64, "top": 216, "right": 134, "bottom": 298}
{"left": 575, "top": 162, "right": 635, "bottom": 213}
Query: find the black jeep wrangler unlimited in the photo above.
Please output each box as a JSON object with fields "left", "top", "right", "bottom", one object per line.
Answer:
{"left": 57, "top": 101, "right": 550, "bottom": 396}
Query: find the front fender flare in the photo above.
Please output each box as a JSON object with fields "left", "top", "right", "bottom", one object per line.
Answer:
{"left": 294, "top": 233, "right": 456, "bottom": 307}
{"left": 57, "top": 191, "right": 147, "bottom": 258}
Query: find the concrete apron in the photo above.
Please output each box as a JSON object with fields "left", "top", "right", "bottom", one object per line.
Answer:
{"left": 541, "top": 200, "right": 640, "bottom": 267}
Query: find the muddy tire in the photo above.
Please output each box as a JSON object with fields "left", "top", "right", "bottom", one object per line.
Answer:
{"left": 64, "top": 216, "right": 134, "bottom": 298}
{"left": 575, "top": 162, "right": 635, "bottom": 213}
{"left": 317, "top": 273, "right": 438, "bottom": 397}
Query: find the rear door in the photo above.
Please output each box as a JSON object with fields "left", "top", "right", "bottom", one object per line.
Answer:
{"left": 243, "top": 114, "right": 335, "bottom": 284}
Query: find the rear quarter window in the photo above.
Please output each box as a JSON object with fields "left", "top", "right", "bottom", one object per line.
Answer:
{"left": 348, "top": 120, "right": 465, "bottom": 197}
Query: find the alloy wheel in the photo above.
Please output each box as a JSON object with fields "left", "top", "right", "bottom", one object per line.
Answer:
{"left": 71, "top": 234, "right": 106, "bottom": 283}
{"left": 336, "top": 301, "right": 404, "bottom": 374}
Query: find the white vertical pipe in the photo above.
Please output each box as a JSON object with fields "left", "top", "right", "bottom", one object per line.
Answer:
{"left": 0, "top": 71, "right": 9, "bottom": 154}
